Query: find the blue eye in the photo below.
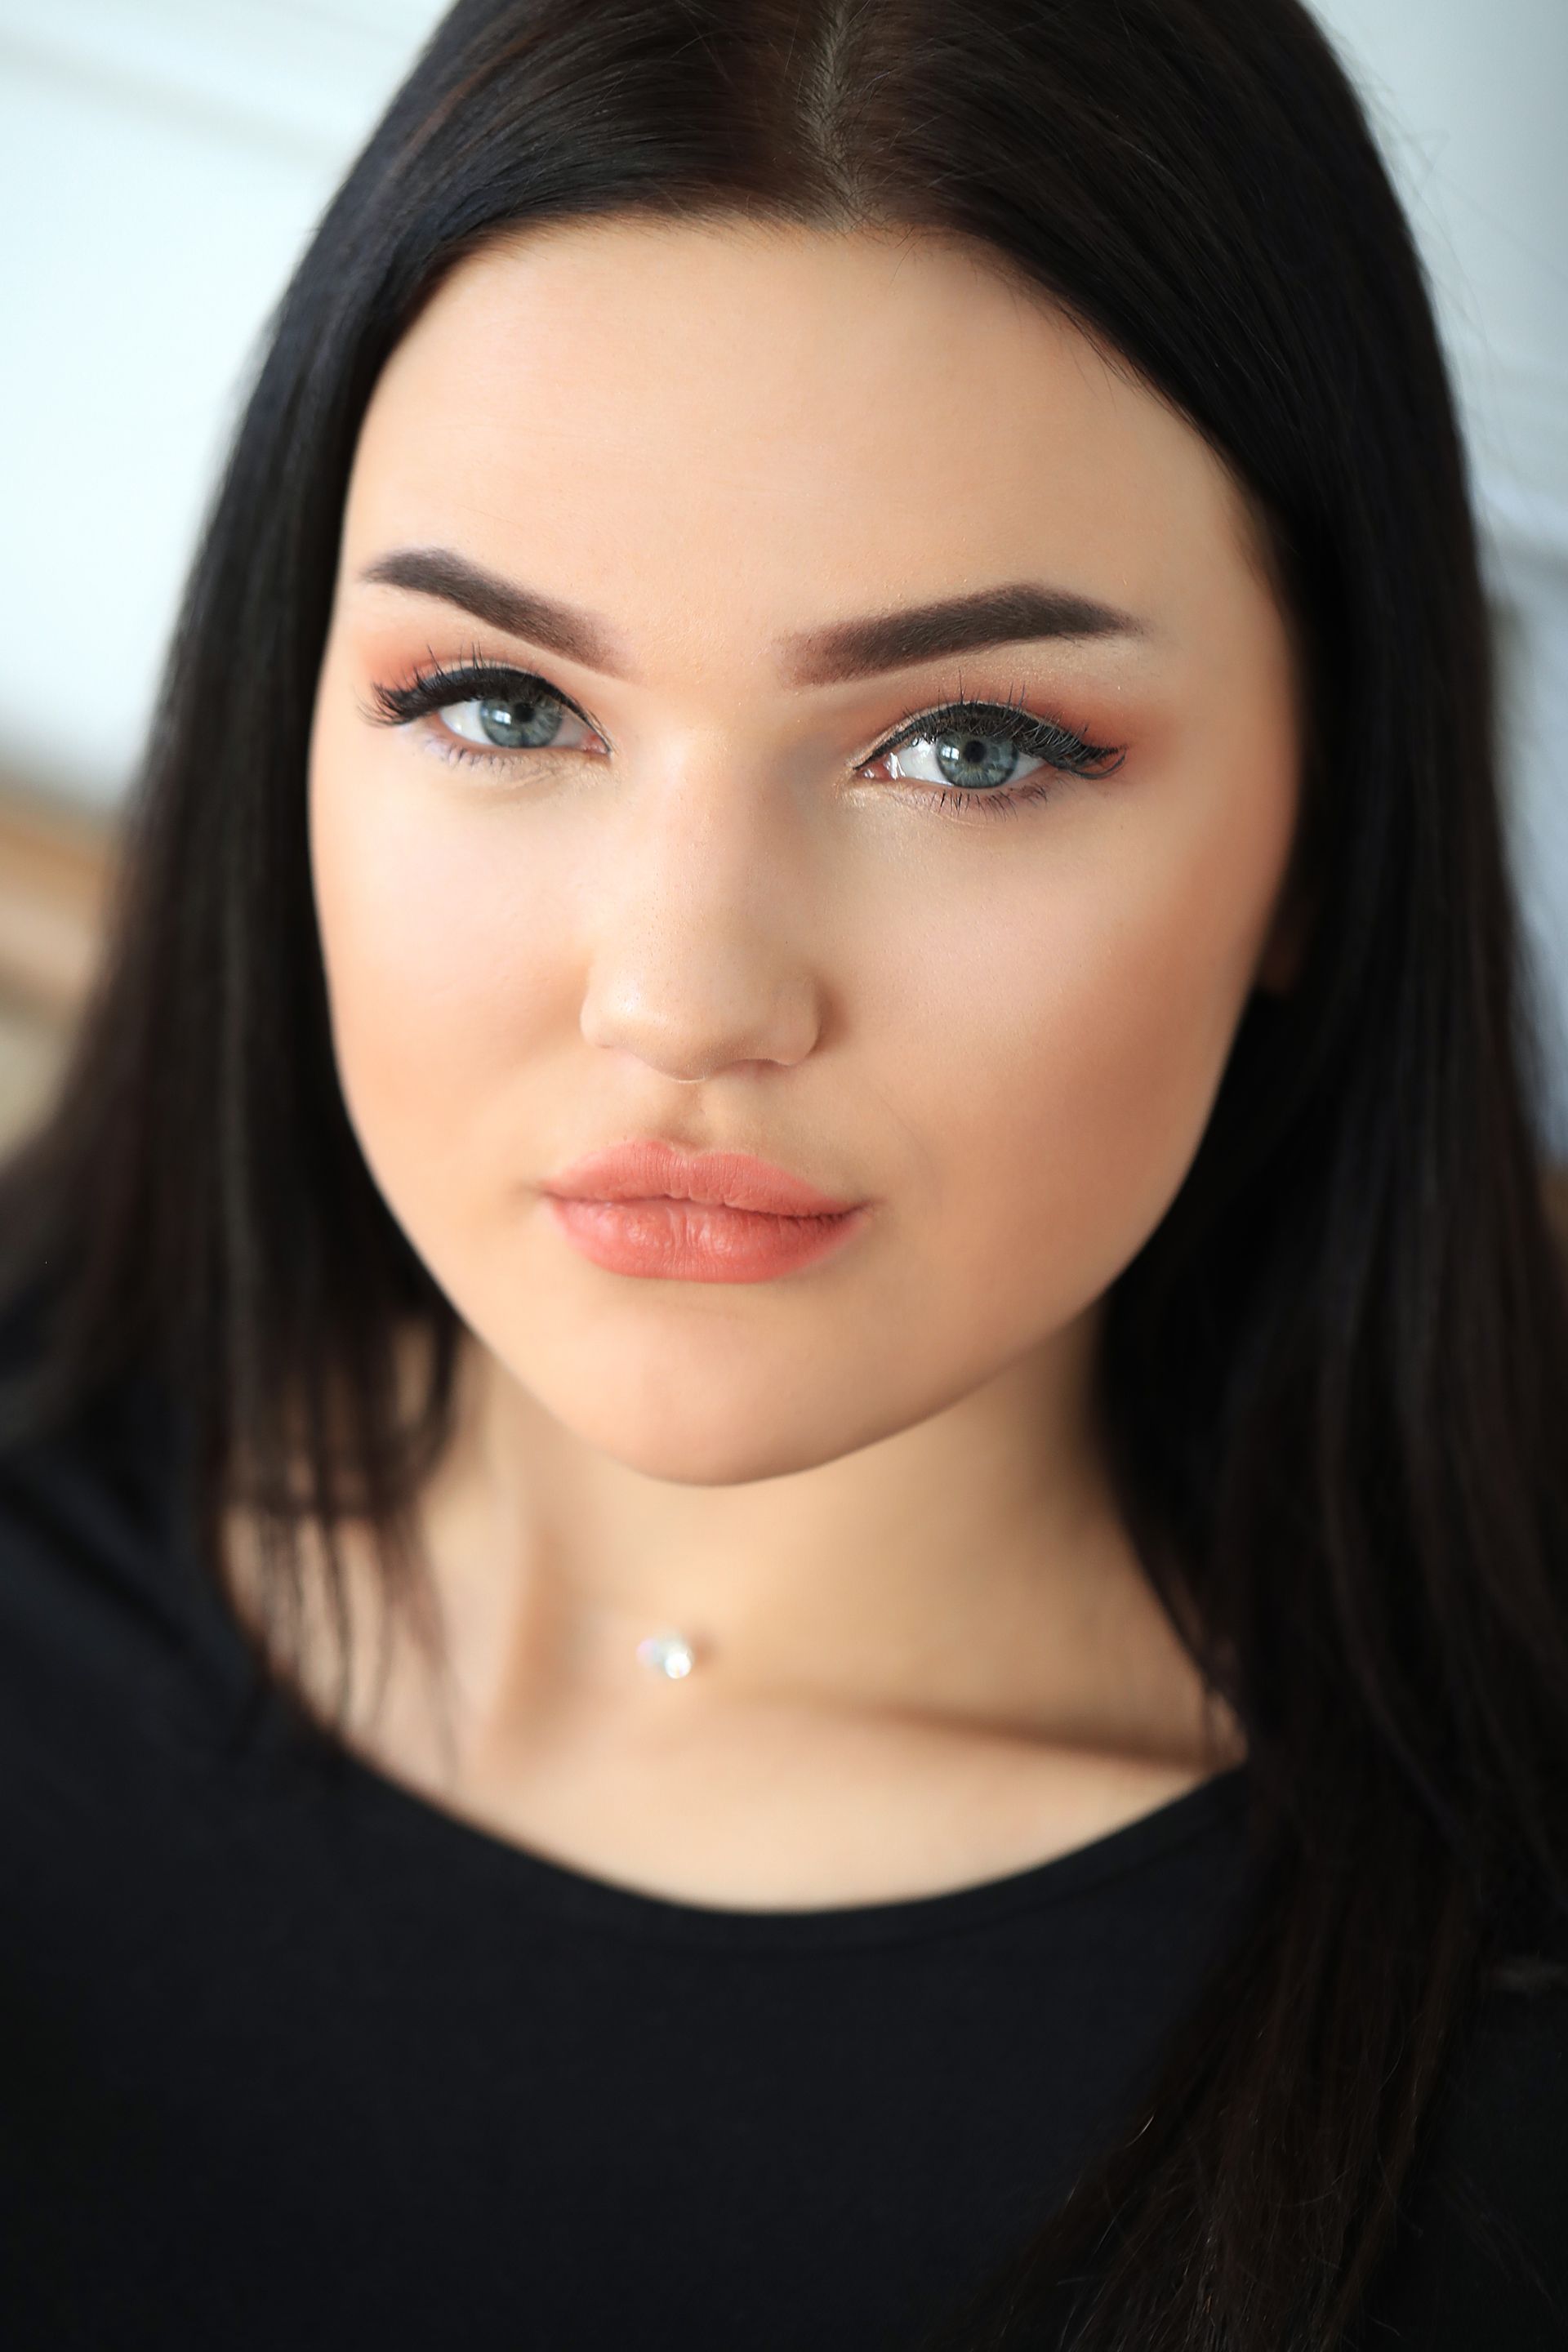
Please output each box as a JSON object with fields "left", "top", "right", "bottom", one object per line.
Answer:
{"left": 889, "top": 723, "right": 1033, "bottom": 791}
{"left": 867, "top": 697, "right": 1123, "bottom": 805}
{"left": 366, "top": 659, "right": 1123, "bottom": 819}
{"left": 439, "top": 691, "right": 596, "bottom": 753}
{"left": 369, "top": 660, "right": 604, "bottom": 758}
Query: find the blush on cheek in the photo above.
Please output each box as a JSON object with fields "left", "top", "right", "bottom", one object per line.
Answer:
{"left": 996, "top": 1057, "right": 1199, "bottom": 1319}
{"left": 310, "top": 763, "right": 556, "bottom": 1210}
{"left": 328, "top": 883, "right": 555, "bottom": 1156}
{"left": 934, "top": 882, "right": 1262, "bottom": 1341}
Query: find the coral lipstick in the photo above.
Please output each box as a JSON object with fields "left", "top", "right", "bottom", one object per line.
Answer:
{"left": 539, "top": 1138, "right": 871, "bottom": 1283}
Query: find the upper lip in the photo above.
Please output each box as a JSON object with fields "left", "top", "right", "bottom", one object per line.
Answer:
{"left": 541, "top": 1138, "right": 863, "bottom": 1217}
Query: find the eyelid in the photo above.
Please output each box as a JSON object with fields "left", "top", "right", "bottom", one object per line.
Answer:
{"left": 368, "top": 653, "right": 1120, "bottom": 772}
{"left": 367, "top": 648, "right": 606, "bottom": 740}
{"left": 860, "top": 690, "right": 1122, "bottom": 777}
{"left": 867, "top": 695, "right": 1065, "bottom": 759}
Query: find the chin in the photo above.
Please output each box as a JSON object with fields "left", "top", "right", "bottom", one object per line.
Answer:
{"left": 495, "top": 1339, "right": 906, "bottom": 1489}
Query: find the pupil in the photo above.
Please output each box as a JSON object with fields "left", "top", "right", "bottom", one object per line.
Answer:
{"left": 478, "top": 695, "right": 564, "bottom": 750}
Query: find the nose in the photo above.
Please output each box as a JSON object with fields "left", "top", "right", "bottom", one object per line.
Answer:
{"left": 575, "top": 749, "right": 826, "bottom": 1085}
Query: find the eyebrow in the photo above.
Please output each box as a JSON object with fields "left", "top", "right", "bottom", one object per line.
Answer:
{"left": 357, "top": 546, "right": 1151, "bottom": 687}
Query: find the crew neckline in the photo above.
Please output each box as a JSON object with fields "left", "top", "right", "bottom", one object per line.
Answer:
{"left": 328, "top": 1740, "right": 1257, "bottom": 1951}
{"left": 63, "top": 1334, "right": 1259, "bottom": 1956}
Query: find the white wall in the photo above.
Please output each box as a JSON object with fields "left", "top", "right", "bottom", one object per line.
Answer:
{"left": 0, "top": 0, "right": 439, "bottom": 806}
{"left": 2, "top": 0, "right": 1566, "bottom": 1140}
{"left": 1309, "top": 0, "right": 1568, "bottom": 1148}
{"left": 1312, "top": 0, "right": 1568, "bottom": 523}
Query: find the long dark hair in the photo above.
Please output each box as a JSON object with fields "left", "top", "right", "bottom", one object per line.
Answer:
{"left": 3, "top": 1, "right": 1566, "bottom": 2344}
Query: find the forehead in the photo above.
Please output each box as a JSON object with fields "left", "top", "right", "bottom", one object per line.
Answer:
{"left": 342, "top": 216, "right": 1267, "bottom": 660}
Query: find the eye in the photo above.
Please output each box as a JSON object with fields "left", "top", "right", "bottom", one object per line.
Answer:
{"left": 367, "top": 657, "right": 606, "bottom": 761}
{"left": 365, "top": 658, "right": 1125, "bottom": 817}
{"left": 439, "top": 687, "right": 598, "bottom": 754}
{"left": 861, "top": 695, "right": 1123, "bottom": 806}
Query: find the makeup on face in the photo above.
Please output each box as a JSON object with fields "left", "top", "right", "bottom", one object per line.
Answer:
{"left": 348, "top": 548, "right": 1151, "bottom": 844}
{"left": 305, "top": 219, "right": 1298, "bottom": 1506}
{"left": 533, "top": 1134, "right": 872, "bottom": 1283}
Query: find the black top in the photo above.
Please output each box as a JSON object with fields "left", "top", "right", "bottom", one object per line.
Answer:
{"left": 1, "top": 1302, "right": 1565, "bottom": 2351}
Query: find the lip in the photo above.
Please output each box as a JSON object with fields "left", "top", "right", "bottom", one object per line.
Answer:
{"left": 540, "top": 1138, "right": 863, "bottom": 1218}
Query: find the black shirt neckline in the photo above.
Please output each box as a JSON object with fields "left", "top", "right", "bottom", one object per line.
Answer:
{"left": 317, "top": 1736, "right": 1256, "bottom": 1951}
{"left": 0, "top": 1294, "right": 1258, "bottom": 1958}
{"left": 147, "top": 1365, "right": 1262, "bottom": 1954}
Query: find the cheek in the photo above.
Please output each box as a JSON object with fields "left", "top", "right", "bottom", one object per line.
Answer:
{"left": 310, "top": 734, "right": 570, "bottom": 1216}
{"left": 308, "top": 656, "right": 1295, "bottom": 1406}
{"left": 896, "top": 768, "right": 1292, "bottom": 1339}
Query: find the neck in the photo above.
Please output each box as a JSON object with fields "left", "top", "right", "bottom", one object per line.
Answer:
{"left": 403, "top": 1312, "right": 1236, "bottom": 1774}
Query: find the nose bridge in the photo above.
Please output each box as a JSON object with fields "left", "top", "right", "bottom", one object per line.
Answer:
{"left": 618, "top": 720, "right": 804, "bottom": 915}
{"left": 577, "top": 728, "right": 823, "bottom": 1078}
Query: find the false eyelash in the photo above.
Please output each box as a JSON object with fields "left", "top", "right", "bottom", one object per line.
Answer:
{"left": 868, "top": 687, "right": 1125, "bottom": 780}
{"left": 365, "top": 645, "right": 590, "bottom": 732}
{"left": 361, "top": 651, "right": 1127, "bottom": 820}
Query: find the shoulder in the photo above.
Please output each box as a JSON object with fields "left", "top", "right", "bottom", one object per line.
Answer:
{"left": 1359, "top": 1962, "right": 1568, "bottom": 2348}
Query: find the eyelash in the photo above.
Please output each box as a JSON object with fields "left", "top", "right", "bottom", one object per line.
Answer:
{"left": 364, "top": 648, "right": 1125, "bottom": 821}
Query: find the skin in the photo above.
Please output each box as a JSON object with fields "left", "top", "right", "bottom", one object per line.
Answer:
{"left": 285, "top": 216, "right": 1303, "bottom": 1909}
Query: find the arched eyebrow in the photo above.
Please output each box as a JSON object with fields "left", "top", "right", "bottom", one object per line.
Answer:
{"left": 782, "top": 578, "right": 1151, "bottom": 682}
{"left": 357, "top": 546, "right": 1152, "bottom": 685}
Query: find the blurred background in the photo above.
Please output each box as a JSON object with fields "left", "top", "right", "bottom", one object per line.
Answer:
{"left": 1, "top": 1, "right": 1565, "bottom": 1231}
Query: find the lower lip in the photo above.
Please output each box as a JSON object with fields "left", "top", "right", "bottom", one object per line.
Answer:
{"left": 544, "top": 1194, "right": 869, "bottom": 1282}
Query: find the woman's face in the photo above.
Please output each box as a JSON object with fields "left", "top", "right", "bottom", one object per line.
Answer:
{"left": 310, "top": 219, "right": 1301, "bottom": 1486}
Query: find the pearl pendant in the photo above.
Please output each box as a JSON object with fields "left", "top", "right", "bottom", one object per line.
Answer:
{"left": 636, "top": 1630, "right": 696, "bottom": 1679}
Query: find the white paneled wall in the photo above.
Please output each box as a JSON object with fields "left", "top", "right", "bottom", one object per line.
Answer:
{"left": 2, "top": 0, "right": 1566, "bottom": 1140}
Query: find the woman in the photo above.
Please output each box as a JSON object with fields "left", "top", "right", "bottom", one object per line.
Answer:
{"left": 1, "top": 1, "right": 1565, "bottom": 2345}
